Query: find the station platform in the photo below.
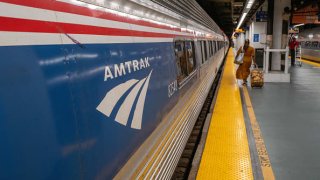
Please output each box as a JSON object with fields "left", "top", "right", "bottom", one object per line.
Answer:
{"left": 196, "top": 48, "right": 320, "bottom": 179}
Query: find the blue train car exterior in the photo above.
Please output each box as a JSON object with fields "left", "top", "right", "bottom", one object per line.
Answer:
{"left": 0, "top": 0, "right": 228, "bottom": 179}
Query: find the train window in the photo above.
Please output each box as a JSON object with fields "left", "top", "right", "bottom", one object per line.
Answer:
{"left": 211, "top": 41, "right": 214, "bottom": 55}
{"left": 209, "top": 41, "right": 212, "bottom": 57}
{"left": 212, "top": 41, "right": 216, "bottom": 55}
{"left": 215, "top": 41, "right": 218, "bottom": 52}
{"left": 174, "top": 41, "right": 186, "bottom": 82}
{"left": 312, "top": 41, "right": 318, "bottom": 48}
{"left": 185, "top": 41, "right": 196, "bottom": 73}
{"left": 174, "top": 40, "right": 196, "bottom": 84}
{"left": 305, "top": 41, "right": 311, "bottom": 48}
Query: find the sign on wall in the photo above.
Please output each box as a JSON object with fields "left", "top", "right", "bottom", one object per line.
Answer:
{"left": 253, "top": 34, "right": 260, "bottom": 42}
{"left": 256, "top": 11, "right": 268, "bottom": 22}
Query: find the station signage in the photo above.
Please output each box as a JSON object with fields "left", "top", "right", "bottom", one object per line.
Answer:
{"left": 256, "top": 11, "right": 268, "bottom": 22}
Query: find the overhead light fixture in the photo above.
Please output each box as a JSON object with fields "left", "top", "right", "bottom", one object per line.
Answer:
{"left": 246, "top": 0, "right": 255, "bottom": 8}
{"left": 235, "top": 0, "right": 255, "bottom": 32}
{"left": 236, "top": 12, "right": 247, "bottom": 30}
{"left": 293, "top": 23, "right": 305, "bottom": 27}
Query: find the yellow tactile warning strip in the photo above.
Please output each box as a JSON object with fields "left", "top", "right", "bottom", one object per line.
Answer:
{"left": 300, "top": 59, "right": 320, "bottom": 67}
{"left": 197, "top": 49, "right": 253, "bottom": 180}
{"left": 243, "top": 86, "right": 275, "bottom": 180}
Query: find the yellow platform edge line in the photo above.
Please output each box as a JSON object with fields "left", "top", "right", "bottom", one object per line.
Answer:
{"left": 300, "top": 59, "right": 320, "bottom": 67}
{"left": 197, "top": 48, "right": 253, "bottom": 180}
{"left": 243, "top": 87, "right": 275, "bottom": 180}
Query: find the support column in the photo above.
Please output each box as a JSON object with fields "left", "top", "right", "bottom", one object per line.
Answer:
{"left": 266, "top": 0, "right": 274, "bottom": 47}
{"left": 249, "top": 22, "right": 254, "bottom": 43}
{"left": 266, "top": 0, "right": 274, "bottom": 71}
{"left": 271, "top": 0, "right": 291, "bottom": 70}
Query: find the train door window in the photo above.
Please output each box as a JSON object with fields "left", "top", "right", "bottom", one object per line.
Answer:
{"left": 203, "top": 41, "right": 208, "bottom": 60}
{"left": 208, "top": 41, "right": 211, "bottom": 57}
{"left": 185, "top": 41, "right": 196, "bottom": 74}
{"left": 211, "top": 41, "right": 214, "bottom": 56}
{"left": 208, "top": 41, "right": 211, "bottom": 56}
{"left": 212, "top": 41, "right": 215, "bottom": 55}
{"left": 213, "top": 41, "right": 215, "bottom": 54}
{"left": 215, "top": 41, "right": 218, "bottom": 52}
{"left": 210, "top": 41, "right": 213, "bottom": 56}
{"left": 200, "top": 41, "right": 205, "bottom": 64}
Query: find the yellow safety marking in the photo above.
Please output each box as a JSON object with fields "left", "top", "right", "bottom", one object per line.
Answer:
{"left": 243, "top": 86, "right": 275, "bottom": 180}
{"left": 300, "top": 59, "right": 320, "bottom": 67}
{"left": 197, "top": 49, "right": 253, "bottom": 180}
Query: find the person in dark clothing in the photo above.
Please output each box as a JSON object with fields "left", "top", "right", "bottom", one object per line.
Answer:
{"left": 289, "top": 37, "right": 299, "bottom": 66}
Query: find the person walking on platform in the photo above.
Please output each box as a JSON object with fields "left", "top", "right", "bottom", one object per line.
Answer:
{"left": 289, "top": 37, "right": 299, "bottom": 66}
{"left": 235, "top": 39, "right": 256, "bottom": 85}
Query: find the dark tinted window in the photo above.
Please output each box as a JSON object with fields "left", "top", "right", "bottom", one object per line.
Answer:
{"left": 174, "top": 40, "right": 196, "bottom": 84}
{"left": 312, "top": 41, "right": 319, "bottom": 48}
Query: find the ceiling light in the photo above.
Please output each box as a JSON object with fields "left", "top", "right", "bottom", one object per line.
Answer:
{"left": 235, "top": 0, "right": 255, "bottom": 32}
{"left": 236, "top": 12, "right": 247, "bottom": 29}
{"left": 246, "top": 2, "right": 253, "bottom": 8}
{"left": 293, "top": 23, "right": 305, "bottom": 27}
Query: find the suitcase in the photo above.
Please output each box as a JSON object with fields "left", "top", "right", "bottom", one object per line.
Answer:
{"left": 250, "top": 67, "right": 264, "bottom": 88}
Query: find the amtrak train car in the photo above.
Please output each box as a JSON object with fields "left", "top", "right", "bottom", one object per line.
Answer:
{"left": 0, "top": 0, "right": 228, "bottom": 179}
{"left": 297, "top": 26, "right": 320, "bottom": 62}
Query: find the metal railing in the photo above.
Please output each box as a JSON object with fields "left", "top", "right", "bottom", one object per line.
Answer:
{"left": 264, "top": 46, "right": 289, "bottom": 74}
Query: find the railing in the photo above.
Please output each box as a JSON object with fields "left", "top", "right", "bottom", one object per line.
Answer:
{"left": 264, "top": 46, "right": 289, "bottom": 74}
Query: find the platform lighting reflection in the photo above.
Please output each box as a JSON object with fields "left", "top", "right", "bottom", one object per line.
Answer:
{"left": 96, "top": 0, "right": 104, "bottom": 5}
{"left": 88, "top": 4, "right": 99, "bottom": 10}
{"left": 124, "top": 6, "right": 131, "bottom": 12}
{"left": 73, "top": 0, "right": 179, "bottom": 29}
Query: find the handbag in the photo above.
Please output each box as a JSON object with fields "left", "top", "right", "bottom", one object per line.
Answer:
{"left": 234, "top": 47, "right": 244, "bottom": 64}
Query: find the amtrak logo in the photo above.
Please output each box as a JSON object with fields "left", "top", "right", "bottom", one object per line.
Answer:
{"left": 96, "top": 70, "right": 153, "bottom": 130}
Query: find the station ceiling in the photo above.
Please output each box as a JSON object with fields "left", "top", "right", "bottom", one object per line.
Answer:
{"left": 196, "top": 0, "right": 247, "bottom": 37}
{"left": 197, "top": 0, "right": 320, "bottom": 37}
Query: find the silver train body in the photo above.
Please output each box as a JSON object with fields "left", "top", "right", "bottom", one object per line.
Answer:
{"left": 297, "top": 26, "right": 320, "bottom": 62}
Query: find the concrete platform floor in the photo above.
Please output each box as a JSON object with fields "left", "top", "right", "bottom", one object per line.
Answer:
{"left": 248, "top": 62, "right": 320, "bottom": 180}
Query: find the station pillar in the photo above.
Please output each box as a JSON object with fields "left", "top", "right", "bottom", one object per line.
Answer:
{"left": 270, "top": 0, "right": 290, "bottom": 70}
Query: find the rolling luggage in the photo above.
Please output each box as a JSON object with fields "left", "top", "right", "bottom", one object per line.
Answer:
{"left": 250, "top": 66, "right": 264, "bottom": 88}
